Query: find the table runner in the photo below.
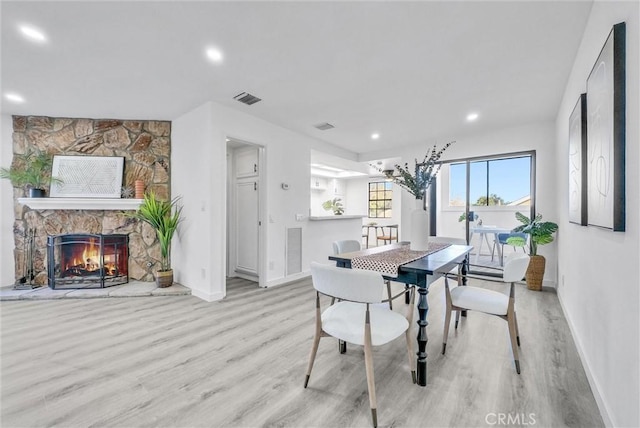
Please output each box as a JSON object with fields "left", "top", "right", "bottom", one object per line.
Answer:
{"left": 351, "top": 242, "right": 451, "bottom": 278}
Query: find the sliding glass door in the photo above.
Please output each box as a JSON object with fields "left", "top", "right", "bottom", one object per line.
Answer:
{"left": 433, "top": 151, "right": 536, "bottom": 273}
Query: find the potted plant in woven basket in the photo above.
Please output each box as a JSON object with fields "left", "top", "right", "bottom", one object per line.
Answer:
{"left": 507, "top": 212, "right": 558, "bottom": 291}
{"left": 129, "top": 191, "right": 183, "bottom": 287}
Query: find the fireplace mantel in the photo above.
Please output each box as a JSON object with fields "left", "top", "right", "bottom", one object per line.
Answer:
{"left": 18, "top": 198, "right": 143, "bottom": 211}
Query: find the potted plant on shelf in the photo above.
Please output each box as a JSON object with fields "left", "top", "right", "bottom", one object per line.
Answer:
{"left": 322, "top": 197, "right": 344, "bottom": 215}
{"left": 129, "top": 191, "right": 183, "bottom": 287}
{"left": 507, "top": 212, "right": 559, "bottom": 291}
{"left": 0, "top": 148, "right": 62, "bottom": 197}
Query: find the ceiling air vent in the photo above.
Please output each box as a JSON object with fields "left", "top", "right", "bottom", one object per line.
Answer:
{"left": 233, "top": 92, "right": 262, "bottom": 105}
{"left": 314, "top": 122, "right": 335, "bottom": 131}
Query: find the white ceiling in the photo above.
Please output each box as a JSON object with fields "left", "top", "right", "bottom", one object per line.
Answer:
{"left": 1, "top": 1, "right": 593, "bottom": 155}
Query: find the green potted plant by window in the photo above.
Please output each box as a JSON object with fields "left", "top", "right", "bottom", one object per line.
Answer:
{"left": 0, "top": 148, "right": 62, "bottom": 197}
{"left": 506, "top": 212, "right": 559, "bottom": 291}
{"left": 129, "top": 191, "right": 183, "bottom": 287}
{"left": 322, "top": 197, "right": 344, "bottom": 215}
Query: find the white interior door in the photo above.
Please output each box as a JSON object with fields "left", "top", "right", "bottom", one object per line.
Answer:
{"left": 235, "top": 180, "right": 259, "bottom": 275}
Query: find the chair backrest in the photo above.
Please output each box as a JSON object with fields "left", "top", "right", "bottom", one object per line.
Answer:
{"left": 332, "top": 240, "right": 361, "bottom": 255}
{"left": 311, "top": 262, "right": 385, "bottom": 303}
{"left": 430, "top": 236, "right": 466, "bottom": 245}
{"left": 502, "top": 253, "right": 530, "bottom": 283}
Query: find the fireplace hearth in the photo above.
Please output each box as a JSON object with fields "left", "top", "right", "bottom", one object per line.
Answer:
{"left": 47, "top": 234, "right": 129, "bottom": 289}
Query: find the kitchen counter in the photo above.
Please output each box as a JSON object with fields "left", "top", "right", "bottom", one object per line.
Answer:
{"left": 308, "top": 215, "right": 366, "bottom": 221}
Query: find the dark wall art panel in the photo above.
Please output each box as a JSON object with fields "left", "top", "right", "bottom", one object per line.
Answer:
{"left": 586, "top": 22, "right": 625, "bottom": 231}
{"left": 569, "top": 93, "right": 588, "bottom": 226}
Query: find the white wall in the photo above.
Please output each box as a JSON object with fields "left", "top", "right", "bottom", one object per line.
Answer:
{"left": 171, "top": 101, "right": 361, "bottom": 300}
{"left": 170, "top": 102, "right": 219, "bottom": 301}
{"left": 554, "top": 2, "right": 639, "bottom": 427}
{"left": 1, "top": 114, "right": 15, "bottom": 286}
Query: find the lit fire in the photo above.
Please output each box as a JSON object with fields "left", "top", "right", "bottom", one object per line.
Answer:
{"left": 63, "top": 238, "right": 118, "bottom": 277}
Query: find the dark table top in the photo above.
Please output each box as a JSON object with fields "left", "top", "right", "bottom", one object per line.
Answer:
{"left": 329, "top": 241, "right": 473, "bottom": 276}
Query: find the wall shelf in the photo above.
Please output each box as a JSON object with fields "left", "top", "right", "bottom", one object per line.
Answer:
{"left": 18, "top": 198, "right": 143, "bottom": 211}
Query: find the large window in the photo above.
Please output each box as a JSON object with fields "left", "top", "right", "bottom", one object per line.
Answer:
{"left": 368, "top": 181, "right": 393, "bottom": 218}
{"left": 449, "top": 155, "right": 531, "bottom": 206}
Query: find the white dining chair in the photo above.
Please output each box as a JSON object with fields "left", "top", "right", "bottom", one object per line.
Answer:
{"left": 332, "top": 239, "right": 361, "bottom": 255}
{"left": 304, "top": 262, "right": 416, "bottom": 427}
{"left": 332, "top": 240, "right": 394, "bottom": 309}
{"left": 442, "top": 252, "right": 530, "bottom": 374}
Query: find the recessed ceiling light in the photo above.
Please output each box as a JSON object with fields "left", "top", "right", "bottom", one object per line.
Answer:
{"left": 206, "top": 47, "right": 223, "bottom": 63}
{"left": 371, "top": 133, "right": 380, "bottom": 140}
{"left": 466, "top": 113, "right": 479, "bottom": 122}
{"left": 19, "top": 24, "right": 47, "bottom": 43}
{"left": 5, "top": 93, "right": 25, "bottom": 103}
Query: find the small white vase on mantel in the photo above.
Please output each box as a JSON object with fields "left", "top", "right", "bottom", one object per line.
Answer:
{"left": 410, "top": 197, "right": 429, "bottom": 251}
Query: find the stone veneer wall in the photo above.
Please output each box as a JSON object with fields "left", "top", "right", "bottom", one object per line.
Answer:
{"left": 9, "top": 115, "right": 171, "bottom": 285}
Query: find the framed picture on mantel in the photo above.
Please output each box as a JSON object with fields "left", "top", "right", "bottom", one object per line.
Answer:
{"left": 586, "top": 22, "right": 625, "bottom": 232}
{"left": 50, "top": 155, "right": 124, "bottom": 198}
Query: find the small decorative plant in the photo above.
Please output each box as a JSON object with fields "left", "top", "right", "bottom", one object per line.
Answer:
{"left": 129, "top": 191, "right": 183, "bottom": 272}
{"left": 322, "top": 198, "right": 344, "bottom": 215}
{"left": 507, "top": 212, "right": 558, "bottom": 256}
{"left": 374, "top": 141, "right": 454, "bottom": 199}
{"left": 0, "top": 148, "right": 62, "bottom": 196}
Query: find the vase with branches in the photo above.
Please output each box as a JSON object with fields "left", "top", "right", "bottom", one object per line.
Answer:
{"left": 381, "top": 141, "right": 455, "bottom": 200}
{"left": 373, "top": 141, "right": 454, "bottom": 251}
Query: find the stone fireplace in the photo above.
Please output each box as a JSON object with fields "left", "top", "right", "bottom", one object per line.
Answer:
{"left": 8, "top": 115, "right": 171, "bottom": 286}
{"left": 47, "top": 233, "right": 129, "bottom": 289}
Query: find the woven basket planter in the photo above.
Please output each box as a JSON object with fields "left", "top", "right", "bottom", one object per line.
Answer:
{"left": 156, "top": 269, "right": 174, "bottom": 288}
{"left": 525, "top": 255, "right": 545, "bottom": 291}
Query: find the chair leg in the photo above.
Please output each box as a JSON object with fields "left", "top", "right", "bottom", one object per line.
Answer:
{"left": 507, "top": 312, "right": 520, "bottom": 374}
{"left": 404, "top": 286, "right": 416, "bottom": 384}
{"left": 304, "top": 331, "right": 322, "bottom": 388}
{"left": 405, "top": 326, "right": 417, "bottom": 383}
{"left": 514, "top": 311, "right": 521, "bottom": 347}
{"left": 364, "top": 313, "right": 378, "bottom": 427}
{"left": 305, "top": 294, "right": 323, "bottom": 387}
{"left": 454, "top": 310, "right": 461, "bottom": 329}
{"left": 442, "top": 307, "right": 452, "bottom": 355}
{"left": 386, "top": 281, "right": 393, "bottom": 310}
{"left": 491, "top": 240, "right": 496, "bottom": 261}
{"left": 404, "top": 284, "right": 411, "bottom": 304}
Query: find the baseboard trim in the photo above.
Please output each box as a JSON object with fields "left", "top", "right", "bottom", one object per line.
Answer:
{"left": 190, "top": 288, "right": 225, "bottom": 302}
{"left": 265, "top": 271, "right": 310, "bottom": 288}
{"left": 557, "top": 292, "right": 613, "bottom": 427}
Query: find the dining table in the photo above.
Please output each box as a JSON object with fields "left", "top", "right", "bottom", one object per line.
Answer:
{"left": 328, "top": 241, "right": 473, "bottom": 387}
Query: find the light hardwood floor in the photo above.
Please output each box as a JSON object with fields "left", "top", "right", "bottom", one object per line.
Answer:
{"left": 1, "top": 276, "right": 603, "bottom": 427}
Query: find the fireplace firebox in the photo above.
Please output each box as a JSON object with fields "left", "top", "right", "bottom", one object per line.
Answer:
{"left": 47, "top": 234, "right": 129, "bottom": 289}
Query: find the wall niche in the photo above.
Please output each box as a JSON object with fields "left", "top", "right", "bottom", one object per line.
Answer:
{"left": 9, "top": 115, "right": 171, "bottom": 285}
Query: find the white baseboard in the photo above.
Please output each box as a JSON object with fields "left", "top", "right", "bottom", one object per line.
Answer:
{"left": 190, "top": 288, "right": 225, "bottom": 302}
{"left": 265, "top": 271, "right": 310, "bottom": 288}
{"left": 557, "top": 292, "right": 613, "bottom": 427}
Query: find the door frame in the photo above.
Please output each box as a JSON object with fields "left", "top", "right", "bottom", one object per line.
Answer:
{"left": 225, "top": 137, "right": 267, "bottom": 289}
